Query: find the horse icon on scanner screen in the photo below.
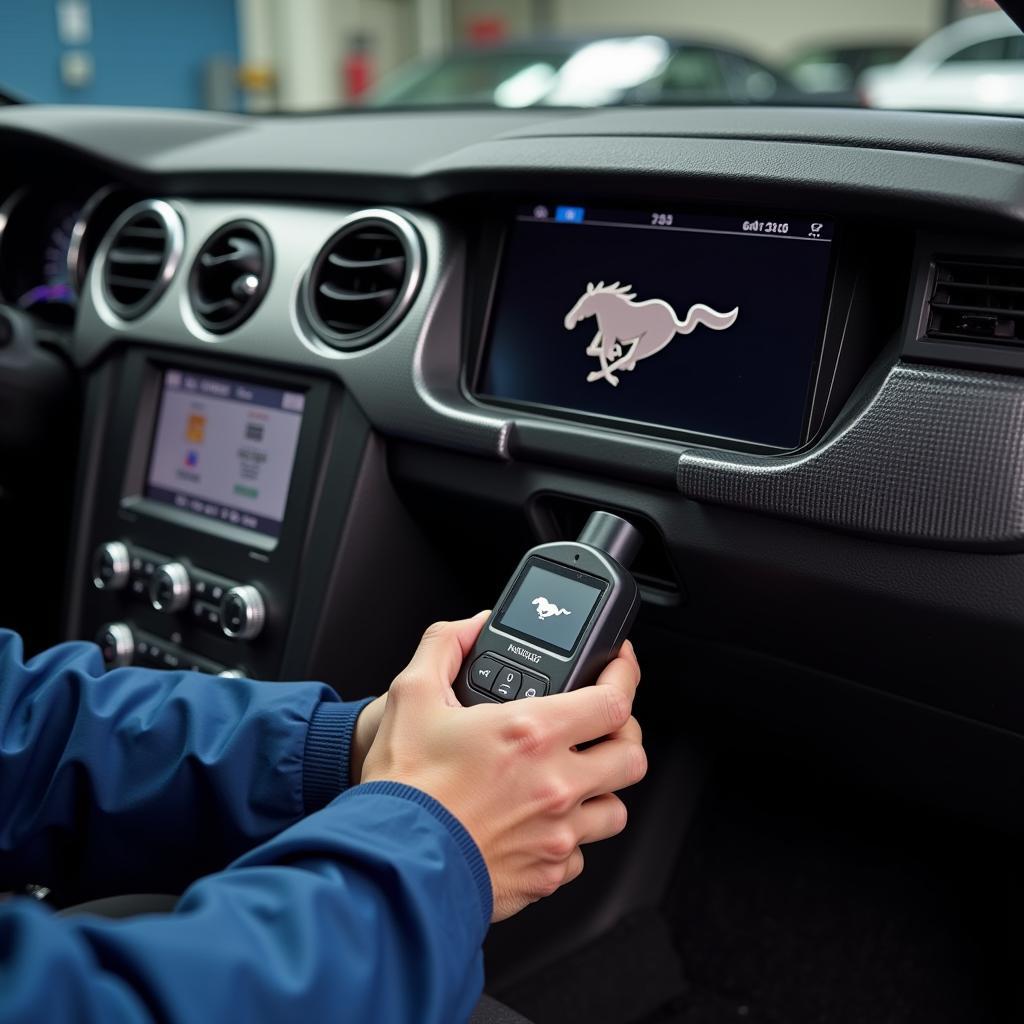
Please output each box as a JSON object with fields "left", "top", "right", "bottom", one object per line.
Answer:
{"left": 564, "top": 282, "right": 738, "bottom": 386}
{"left": 533, "top": 597, "right": 571, "bottom": 620}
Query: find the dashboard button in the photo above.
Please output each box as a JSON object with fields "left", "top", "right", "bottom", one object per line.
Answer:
{"left": 150, "top": 562, "right": 191, "bottom": 613}
{"left": 492, "top": 667, "right": 522, "bottom": 700}
{"left": 92, "top": 541, "right": 130, "bottom": 591}
{"left": 469, "top": 655, "right": 502, "bottom": 691}
{"left": 220, "top": 585, "right": 266, "bottom": 640}
{"left": 96, "top": 622, "right": 133, "bottom": 668}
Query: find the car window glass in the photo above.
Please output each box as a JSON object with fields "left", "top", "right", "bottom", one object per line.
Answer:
{"left": 373, "top": 52, "right": 563, "bottom": 105}
{"left": 719, "top": 52, "right": 781, "bottom": 99}
{"left": 942, "top": 37, "right": 1009, "bottom": 63}
{"left": 655, "top": 49, "right": 727, "bottom": 100}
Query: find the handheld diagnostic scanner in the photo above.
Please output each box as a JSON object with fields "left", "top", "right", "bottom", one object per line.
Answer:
{"left": 455, "top": 511, "right": 641, "bottom": 706}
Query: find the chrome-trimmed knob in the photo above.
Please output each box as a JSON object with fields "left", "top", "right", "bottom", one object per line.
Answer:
{"left": 220, "top": 585, "right": 265, "bottom": 640}
{"left": 97, "top": 622, "right": 134, "bottom": 668}
{"left": 92, "top": 541, "right": 130, "bottom": 591}
{"left": 150, "top": 562, "right": 191, "bottom": 613}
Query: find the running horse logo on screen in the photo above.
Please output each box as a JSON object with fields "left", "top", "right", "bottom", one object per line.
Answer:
{"left": 563, "top": 282, "right": 739, "bottom": 386}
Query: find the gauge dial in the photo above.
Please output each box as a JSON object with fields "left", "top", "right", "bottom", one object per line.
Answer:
{"left": 0, "top": 190, "right": 85, "bottom": 328}
{"left": 17, "top": 206, "right": 79, "bottom": 313}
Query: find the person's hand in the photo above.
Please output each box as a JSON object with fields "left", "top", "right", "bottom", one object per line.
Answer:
{"left": 361, "top": 612, "right": 646, "bottom": 921}
{"left": 350, "top": 693, "right": 387, "bottom": 787}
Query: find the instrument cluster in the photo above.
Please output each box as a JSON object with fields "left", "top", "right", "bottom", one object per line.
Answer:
{"left": 0, "top": 183, "right": 134, "bottom": 329}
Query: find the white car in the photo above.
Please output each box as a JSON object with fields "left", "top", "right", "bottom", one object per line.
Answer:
{"left": 861, "top": 11, "right": 1024, "bottom": 115}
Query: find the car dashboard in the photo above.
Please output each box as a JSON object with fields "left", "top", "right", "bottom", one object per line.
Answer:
{"left": 2, "top": 102, "right": 1024, "bottom": 853}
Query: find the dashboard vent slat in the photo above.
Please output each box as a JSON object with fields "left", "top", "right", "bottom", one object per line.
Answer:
{"left": 107, "top": 247, "right": 165, "bottom": 266}
{"left": 188, "top": 220, "right": 272, "bottom": 334}
{"left": 100, "top": 200, "right": 182, "bottom": 320}
{"left": 927, "top": 258, "right": 1024, "bottom": 345}
{"left": 305, "top": 212, "right": 422, "bottom": 350}
{"left": 318, "top": 283, "right": 398, "bottom": 304}
{"left": 327, "top": 252, "right": 404, "bottom": 273}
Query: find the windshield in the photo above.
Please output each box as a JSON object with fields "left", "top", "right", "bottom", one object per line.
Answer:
{"left": 0, "top": 0, "right": 1020, "bottom": 116}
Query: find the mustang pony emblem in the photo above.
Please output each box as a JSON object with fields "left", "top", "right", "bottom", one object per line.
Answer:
{"left": 532, "top": 597, "right": 571, "bottom": 620}
{"left": 564, "top": 282, "right": 739, "bottom": 386}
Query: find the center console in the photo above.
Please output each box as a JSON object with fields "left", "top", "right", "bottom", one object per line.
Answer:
{"left": 71, "top": 349, "right": 350, "bottom": 680}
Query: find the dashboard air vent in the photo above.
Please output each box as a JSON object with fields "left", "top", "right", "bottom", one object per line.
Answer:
{"left": 927, "top": 258, "right": 1024, "bottom": 345}
{"left": 189, "top": 220, "right": 272, "bottom": 333}
{"left": 305, "top": 212, "right": 422, "bottom": 349}
{"left": 101, "top": 200, "right": 183, "bottom": 320}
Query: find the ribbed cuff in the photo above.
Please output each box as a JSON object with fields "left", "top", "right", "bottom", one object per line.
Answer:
{"left": 339, "top": 780, "right": 493, "bottom": 928}
{"left": 302, "top": 698, "right": 374, "bottom": 813}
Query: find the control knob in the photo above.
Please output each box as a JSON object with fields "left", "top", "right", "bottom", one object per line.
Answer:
{"left": 220, "top": 585, "right": 266, "bottom": 640}
{"left": 150, "top": 562, "right": 191, "bottom": 613}
{"left": 92, "top": 541, "right": 130, "bottom": 591}
{"left": 96, "top": 622, "right": 134, "bottom": 668}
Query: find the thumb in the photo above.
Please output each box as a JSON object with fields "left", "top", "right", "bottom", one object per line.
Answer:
{"left": 399, "top": 611, "right": 490, "bottom": 701}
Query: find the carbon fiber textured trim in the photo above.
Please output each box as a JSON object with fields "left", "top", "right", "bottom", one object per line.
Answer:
{"left": 676, "top": 364, "right": 1024, "bottom": 547}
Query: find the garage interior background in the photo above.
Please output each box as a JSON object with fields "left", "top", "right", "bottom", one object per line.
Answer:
{"left": 0, "top": 0, "right": 998, "bottom": 112}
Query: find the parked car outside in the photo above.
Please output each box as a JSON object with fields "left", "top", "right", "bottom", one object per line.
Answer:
{"left": 787, "top": 40, "right": 914, "bottom": 93}
{"left": 365, "top": 34, "right": 802, "bottom": 108}
{"left": 861, "top": 11, "right": 1024, "bottom": 115}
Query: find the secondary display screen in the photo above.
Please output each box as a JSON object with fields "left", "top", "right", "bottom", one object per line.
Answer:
{"left": 496, "top": 558, "right": 606, "bottom": 655}
{"left": 478, "top": 204, "right": 835, "bottom": 449}
{"left": 144, "top": 369, "right": 305, "bottom": 538}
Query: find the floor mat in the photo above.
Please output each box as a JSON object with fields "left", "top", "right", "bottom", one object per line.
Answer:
{"left": 659, "top": 757, "right": 1022, "bottom": 1024}
{"left": 495, "top": 908, "right": 687, "bottom": 1024}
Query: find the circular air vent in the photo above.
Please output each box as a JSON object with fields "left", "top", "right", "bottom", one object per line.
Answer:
{"left": 189, "top": 220, "right": 272, "bottom": 334}
{"left": 100, "top": 199, "right": 183, "bottom": 320}
{"left": 304, "top": 211, "right": 422, "bottom": 349}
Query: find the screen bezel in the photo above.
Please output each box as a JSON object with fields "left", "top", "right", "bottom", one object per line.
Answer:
{"left": 467, "top": 200, "right": 844, "bottom": 456}
{"left": 493, "top": 555, "right": 608, "bottom": 657}
{"left": 141, "top": 368, "right": 306, "bottom": 541}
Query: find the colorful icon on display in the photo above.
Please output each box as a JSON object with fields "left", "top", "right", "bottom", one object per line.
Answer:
{"left": 185, "top": 414, "right": 206, "bottom": 443}
{"left": 184, "top": 450, "right": 199, "bottom": 468}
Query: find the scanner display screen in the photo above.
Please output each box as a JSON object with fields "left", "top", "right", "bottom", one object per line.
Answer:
{"left": 497, "top": 558, "right": 605, "bottom": 655}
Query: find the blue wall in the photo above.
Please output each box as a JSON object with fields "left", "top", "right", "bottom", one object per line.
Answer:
{"left": 0, "top": 0, "right": 239, "bottom": 108}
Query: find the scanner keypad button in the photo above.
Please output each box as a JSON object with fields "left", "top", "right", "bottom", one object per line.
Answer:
{"left": 469, "top": 656, "right": 503, "bottom": 692}
{"left": 516, "top": 676, "right": 548, "bottom": 699}
{"left": 492, "top": 667, "right": 522, "bottom": 700}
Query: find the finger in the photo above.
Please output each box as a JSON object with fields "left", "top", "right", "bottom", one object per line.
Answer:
{"left": 596, "top": 642, "right": 641, "bottom": 698}
{"left": 608, "top": 715, "right": 642, "bottom": 746}
{"left": 573, "top": 793, "right": 628, "bottom": 845}
{"left": 619, "top": 639, "right": 640, "bottom": 681}
{"left": 534, "top": 654, "right": 639, "bottom": 747}
{"left": 570, "top": 733, "right": 647, "bottom": 801}
{"left": 398, "top": 611, "right": 490, "bottom": 695}
{"left": 563, "top": 847, "right": 585, "bottom": 886}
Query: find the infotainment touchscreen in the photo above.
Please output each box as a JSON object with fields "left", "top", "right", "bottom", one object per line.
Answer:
{"left": 477, "top": 204, "right": 835, "bottom": 449}
{"left": 144, "top": 369, "right": 305, "bottom": 538}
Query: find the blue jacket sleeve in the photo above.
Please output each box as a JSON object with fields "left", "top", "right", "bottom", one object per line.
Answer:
{"left": 0, "top": 782, "right": 492, "bottom": 1024}
{"left": 0, "top": 629, "right": 371, "bottom": 901}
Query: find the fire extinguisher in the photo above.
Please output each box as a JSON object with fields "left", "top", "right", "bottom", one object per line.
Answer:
{"left": 343, "top": 33, "right": 374, "bottom": 102}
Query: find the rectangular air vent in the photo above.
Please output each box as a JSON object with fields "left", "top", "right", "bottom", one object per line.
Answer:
{"left": 927, "top": 258, "right": 1024, "bottom": 345}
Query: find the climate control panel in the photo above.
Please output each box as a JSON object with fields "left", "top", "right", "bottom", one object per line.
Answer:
{"left": 90, "top": 539, "right": 268, "bottom": 673}
{"left": 96, "top": 621, "right": 237, "bottom": 676}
